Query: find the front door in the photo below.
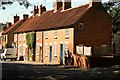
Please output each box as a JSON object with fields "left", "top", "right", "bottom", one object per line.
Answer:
{"left": 60, "top": 44, "right": 63, "bottom": 65}
{"left": 49, "top": 45, "right": 52, "bottom": 62}
{"left": 39, "top": 47, "right": 43, "bottom": 63}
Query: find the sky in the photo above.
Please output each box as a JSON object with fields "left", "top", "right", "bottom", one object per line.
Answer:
{"left": 0, "top": 0, "right": 109, "bottom": 24}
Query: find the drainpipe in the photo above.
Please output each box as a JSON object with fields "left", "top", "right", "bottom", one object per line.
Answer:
{"left": 42, "top": 31, "right": 44, "bottom": 62}
{"left": 17, "top": 34, "right": 19, "bottom": 60}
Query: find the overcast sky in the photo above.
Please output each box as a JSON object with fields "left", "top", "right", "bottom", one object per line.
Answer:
{"left": 0, "top": 0, "right": 109, "bottom": 23}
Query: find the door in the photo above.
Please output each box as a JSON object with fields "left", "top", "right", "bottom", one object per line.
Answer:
{"left": 49, "top": 45, "right": 52, "bottom": 62}
{"left": 39, "top": 47, "right": 43, "bottom": 63}
{"left": 60, "top": 44, "right": 63, "bottom": 65}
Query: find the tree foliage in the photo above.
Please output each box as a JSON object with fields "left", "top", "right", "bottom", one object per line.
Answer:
{"left": 26, "top": 32, "right": 36, "bottom": 60}
{"left": 26, "top": 32, "right": 35, "bottom": 49}
{"left": 0, "top": 0, "right": 31, "bottom": 10}
{"left": 103, "top": 1, "right": 120, "bottom": 33}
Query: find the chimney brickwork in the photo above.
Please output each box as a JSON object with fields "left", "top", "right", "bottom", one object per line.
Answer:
{"left": 54, "top": 0, "right": 62, "bottom": 11}
{"left": 2, "top": 26, "right": 7, "bottom": 31}
{"left": 89, "top": 0, "right": 101, "bottom": 7}
{"left": 23, "top": 14, "right": 29, "bottom": 20}
{"left": 7, "top": 22, "right": 12, "bottom": 28}
{"left": 62, "top": 0, "right": 71, "bottom": 10}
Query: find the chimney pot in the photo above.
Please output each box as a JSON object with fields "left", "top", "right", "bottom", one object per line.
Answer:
{"left": 39, "top": 5, "right": 46, "bottom": 15}
{"left": 33, "top": 5, "right": 39, "bottom": 16}
{"left": 14, "top": 14, "right": 19, "bottom": 24}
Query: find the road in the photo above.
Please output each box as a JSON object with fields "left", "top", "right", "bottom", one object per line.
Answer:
{"left": 1, "top": 61, "right": 120, "bottom": 80}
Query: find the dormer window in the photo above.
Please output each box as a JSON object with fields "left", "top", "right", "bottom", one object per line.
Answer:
{"left": 79, "top": 23, "right": 84, "bottom": 29}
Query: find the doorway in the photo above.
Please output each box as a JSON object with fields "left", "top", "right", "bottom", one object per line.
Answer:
{"left": 39, "top": 47, "right": 43, "bottom": 63}
{"left": 60, "top": 44, "right": 63, "bottom": 65}
{"left": 49, "top": 45, "right": 52, "bottom": 62}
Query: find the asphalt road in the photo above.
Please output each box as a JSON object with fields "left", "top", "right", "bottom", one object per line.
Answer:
{"left": 1, "top": 61, "right": 120, "bottom": 80}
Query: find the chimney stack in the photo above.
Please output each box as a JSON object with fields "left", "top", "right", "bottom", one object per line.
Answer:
{"left": 54, "top": 0, "right": 62, "bottom": 11}
{"left": 14, "top": 14, "right": 19, "bottom": 24}
{"left": 89, "top": 0, "right": 101, "bottom": 7}
{"left": 62, "top": 0, "right": 71, "bottom": 10}
{"left": 2, "top": 26, "right": 7, "bottom": 31}
{"left": 23, "top": 14, "right": 29, "bottom": 20}
{"left": 33, "top": 5, "right": 39, "bottom": 16}
{"left": 7, "top": 22, "right": 12, "bottom": 28}
{"left": 39, "top": 5, "right": 46, "bottom": 15}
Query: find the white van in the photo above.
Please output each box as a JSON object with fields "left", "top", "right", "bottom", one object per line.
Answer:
{"left": 0, "top": 48, "right": 17, "bottom": 61}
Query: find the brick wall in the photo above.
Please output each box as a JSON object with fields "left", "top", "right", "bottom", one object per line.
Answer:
{"left": 36, "top": 31, "right": 43, "bottom": 62}
{"left": 73, "top": 4, "right": 112, "bottom": 67}
{"left": 17, "top": 33, "right": 27, "bottom": 60}
{"left": 74, "top": 4, "right": 111, "bottom": 50}
{"left": 39, "top": 28, "right": 74, "bottom": 64}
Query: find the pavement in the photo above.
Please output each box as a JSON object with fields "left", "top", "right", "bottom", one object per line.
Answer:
{"left": 1, "top": 60, "right": 80, "bottom": 69}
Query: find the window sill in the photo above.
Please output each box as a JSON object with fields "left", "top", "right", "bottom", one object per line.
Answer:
{"left": 54, "top": 54, "right": 57, "bottom": 57}
{"left": 65, "top": 36, "right": 69, "bottom": 39}
{"left": 45, "top": 54, "right": 48, "bottom": 57}
{"left": 54, "top": 36, "right": 57, "bottom": 39}
{"left": 37, "top": 38, "right": 40, "bottom": 40}
{"left": 45, "top": 37, "right": 48, "bottom": 39}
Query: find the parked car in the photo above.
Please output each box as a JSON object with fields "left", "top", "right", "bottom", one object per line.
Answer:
{"left": 0, "top": 48, "right": 17, "bottom": 61}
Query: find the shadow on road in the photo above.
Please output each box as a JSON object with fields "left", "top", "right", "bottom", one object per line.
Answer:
{"left": 1, "top": 61, "right": 120, "bottom": 80}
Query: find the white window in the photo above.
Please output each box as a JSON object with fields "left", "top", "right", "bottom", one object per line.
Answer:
{"left": 45, "top": 43, "right": 48, "bottom": 56}
{"left": 76, "top": 44, "right": 84, "bottom": 55}
{"left": 19, "top": 34, "right": 22, "bottom": 41}
{"left": 54, "top": 44, "right": 57, "bottom": 57}
{"left": 23, "top": 33, "right": 26, "bottom": 41}
{"left": 36, "top": 45, "right": 40, "bottom": 56}
{"left": 65, "top": 29, "right": 69, "bottom": 38}
{"left": 45, "top": 31, "right": 48, "bottom": 39}
{"left": 14, "top": 34, "right": 17, "bottom": 42}
{"left": 79, "top": 23, "right": 84, "bottom": 29}
{"left": 23, "top": 46, "right": 26, "bottom": 56}
{"left": 18, "top": 45, "right": 22, "bottom": 55}
{"left": 37, "top": 32, "right": 40, "bottom": 40}
{"left": 54, "top": 30, "right": 57, "bottom": 39}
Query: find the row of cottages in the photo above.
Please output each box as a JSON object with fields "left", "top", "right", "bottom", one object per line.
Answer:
{"left": 1, "top": 14, "right": 29, "bottom": 48}
{"left": 13, "top": 0, "right": 112, "bottom": 68}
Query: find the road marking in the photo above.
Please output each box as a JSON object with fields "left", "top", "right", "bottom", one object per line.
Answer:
{"left": 45, "top": 76, "right": 56, "bottom": 80}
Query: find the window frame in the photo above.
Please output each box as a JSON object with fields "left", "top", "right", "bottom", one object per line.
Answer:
{"left": 45, "top": 31, "right": 48, "bottom": 39}
{"left": 65, "top": 29, "right": 69, "bottom": 39}
{"left": 79, "top": 23, "right": 84, "bottom": 29}
{"left": 54, "top": 30, "right": 57, "bottom": 39}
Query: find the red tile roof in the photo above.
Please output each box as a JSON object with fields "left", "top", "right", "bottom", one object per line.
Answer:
{"left": 14, "top": 4, "right": 89, "bottom": 33}
{"left": 2, "top": 20, "right": 24, "bottom": 35}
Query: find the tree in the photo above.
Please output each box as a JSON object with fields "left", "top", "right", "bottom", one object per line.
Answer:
{"left": 26, "top": 32, "right": 36, "bottom": 61}
{"left": 103, "top": 1, "right": 120, "bottom": 33}
{"left": 0, "top": 0, "right": 31, "bottom": 10}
